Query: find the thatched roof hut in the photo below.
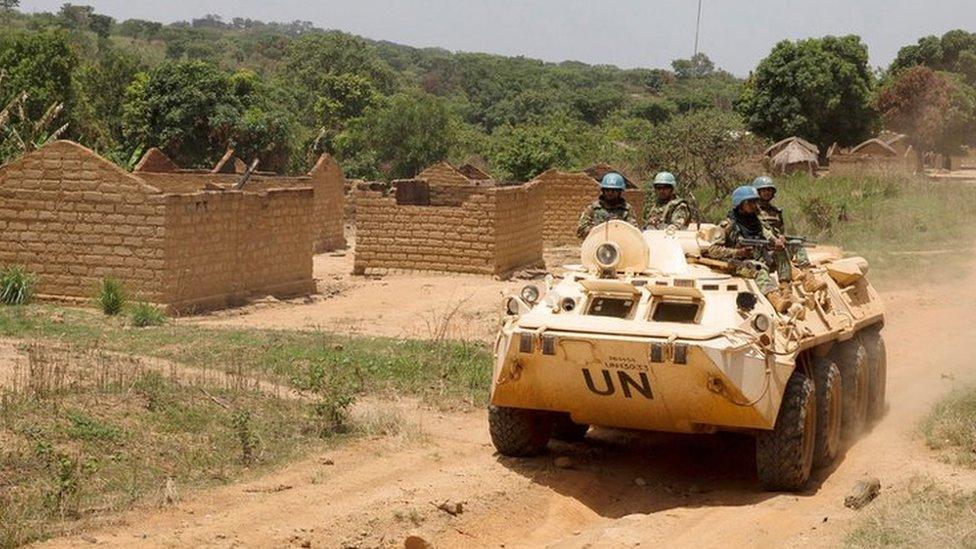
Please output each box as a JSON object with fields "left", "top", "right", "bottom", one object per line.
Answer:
{"left": 769, "top": 140, "right": 818, "bottom": 176}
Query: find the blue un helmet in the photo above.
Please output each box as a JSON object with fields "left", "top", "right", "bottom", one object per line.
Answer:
{"left": 752, "top": 175, "right": 776, "bottom": 191}
{"left": 653, "top": 171, "right": 677, "bottom": 188}
{"left": 732, "top": 185, "right": 761, "bottom": 209}
{"left": 600, "top": 172, "right": 626, "bottom": 191}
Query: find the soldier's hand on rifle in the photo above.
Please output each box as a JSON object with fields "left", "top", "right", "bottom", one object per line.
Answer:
{"left": 773, "top": 235, "right": 786, "bottom": 250}
{"left": 735, "top": 246, "right": 751, "bottom": 258}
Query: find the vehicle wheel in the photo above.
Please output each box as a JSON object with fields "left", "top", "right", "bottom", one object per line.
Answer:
{"left": 551, "top": 413, "right": 589, "bottom": 442}
{"left": 756, "top": 370, "right": 817, "bottom": 491}
{"left": 812, "top": 357, "right": 843, "bottom": 469}
{"left": 488, "top": 405, "right": 553, "bottom": 456}
{"left": 860, "top": 328, "right": 887, "bottom": 422}
{"left": 833, "top": 340, "right": 869, "bottom": 441}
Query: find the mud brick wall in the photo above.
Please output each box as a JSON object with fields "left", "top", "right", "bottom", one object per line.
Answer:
{"left": 354, "top": 185, "right": 543, "bottom": 276}
{"left": 828, "top": 155, "right": 914, "bottom": 178}
{"left": 416, "top": 162, "right": 469, "bottom": 187}
{"left": 137, "top": 153, "right": 346, "bottom": 252}
{"left": 492, "top": 182, "right": 544, "bottom": 274}
{"left": 162, "top": 189, "right": 315, "bottom": 312}
{"left": 532, "top": 169, "right": 645, "bottom": 245}
{"left": 0, "top": 141, "right": 316, "bottom": 313}
{"left": 0, "top": 141, "right": 168, "bottom": 301}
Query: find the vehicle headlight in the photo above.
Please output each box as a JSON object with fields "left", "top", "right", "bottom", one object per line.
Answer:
{"left": 520, "top": 284, "right": 540, "bottom": 305}
{"left": 505, "top": 297, "right": 520, "bottom": 315}
{"left": 752, "top": 313, "right": 771, "bottom": 332}
{"left": 560, "top": 297, "right": 577, "bottom": 312}
{"left": 595, "top": 243, "right": 620, "bottom": 270}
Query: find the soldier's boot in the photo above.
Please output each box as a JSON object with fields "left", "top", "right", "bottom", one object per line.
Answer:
{"left": 764, "top": 289, "right": 792, "bottom": 313}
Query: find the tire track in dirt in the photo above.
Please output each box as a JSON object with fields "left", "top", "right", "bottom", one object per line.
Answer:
{"left": 39, "top": 261, "right": 976, "bottom": 549}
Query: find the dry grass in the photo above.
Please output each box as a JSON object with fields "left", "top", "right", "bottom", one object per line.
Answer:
{"left": 923, "top": 385, "right": 976, "bottom": 469}
{"left": 846, "top": 479, "right": 976, "bottom": 548}
{"left": 0, "top": 342, "right": 329, "bottom": 548}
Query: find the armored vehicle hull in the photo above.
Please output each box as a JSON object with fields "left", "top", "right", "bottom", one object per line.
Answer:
{"left": 489, "top": 221, "right": 885, "bottom": 491}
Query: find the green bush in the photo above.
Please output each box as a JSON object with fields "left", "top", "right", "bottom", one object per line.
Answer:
{"left": 95, "top": 278, "right": 127, "bottom": 316}
{"left": 129, "top": 302, "right": 165, "bottom": 327}
{"left": 0, "top": 266, "right": 36, "bottom": 305}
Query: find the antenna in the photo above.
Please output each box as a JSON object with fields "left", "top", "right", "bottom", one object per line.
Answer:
{"left": 694, "top": 0, "right": 703, "bottom": 56}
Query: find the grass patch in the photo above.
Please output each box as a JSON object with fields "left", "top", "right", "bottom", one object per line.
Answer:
{"left": 129, "top": 301, "right": 165, "bottom": 327}
{"left": 922, "top": 385, "right": 976, "bottom": 468}
{"left": 846, "top": 480, "right": 976, "bottom": 548}
{"left": 0, "top": 348, "right": 326, "bottom": 548}
{"left": 772, "top": 174, "right": 976, "bottom": 288}
{"left": 0, "top": 305, "right": 491, "bottom": 546}
{"left": 0, "top": 305, "right": 492, "bottom": 405}
{"left": 94, "top": 278, "right": 126, "bottom": 316}
{"left": 0, "top": 266, "right": 36, "bottom": 305}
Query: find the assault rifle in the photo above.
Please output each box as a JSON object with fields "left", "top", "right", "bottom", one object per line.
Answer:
{"left": 739, "top": 236, "right": 816, "bottom": 249}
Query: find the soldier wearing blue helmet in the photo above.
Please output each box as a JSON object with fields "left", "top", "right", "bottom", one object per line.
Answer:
{"left": 704, "top": 185, "right": 793, "bottom": 312}
{"left": 576, "top": 172, "right": 638, "bottom": 239}
{"left": 753, "top": 175, "right": 813, "bottom": 269}
{"left": 644, "top": 171, "right": 692, "bottom": 230}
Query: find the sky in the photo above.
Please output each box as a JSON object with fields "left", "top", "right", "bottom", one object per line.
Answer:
{"left": 16, "top": 0, "right": 976, "bottom": 75}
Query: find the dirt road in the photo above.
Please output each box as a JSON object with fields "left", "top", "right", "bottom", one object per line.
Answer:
{"left": 42, "top": 261, "right": 976, "bottom": 549}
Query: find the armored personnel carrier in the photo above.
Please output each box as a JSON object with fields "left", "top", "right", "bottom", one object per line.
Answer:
{"left": 489, "top": 221, "right": 886, "bottom": 491}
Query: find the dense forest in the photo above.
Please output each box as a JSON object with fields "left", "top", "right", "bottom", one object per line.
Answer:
{"left": 1, "top": 3, "right": 975, "bottom": 186}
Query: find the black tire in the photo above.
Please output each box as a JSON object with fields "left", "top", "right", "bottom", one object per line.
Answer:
{"left": 860, "top": 329, "right": 887, "bottom": 422}
{"left": 756, "top": 370, "right": 817, "bottom": 491}
{"left": 488, "top": 405, "right": 553, "bottom": 456}
{"left": 551, "top": 413, "right": 589, "bottom": 442}
{"left": 832, "top": 340, "right": 869, "bottom": 441}
{"left": 812, "top": 357, "right": 843, "bottom": 469}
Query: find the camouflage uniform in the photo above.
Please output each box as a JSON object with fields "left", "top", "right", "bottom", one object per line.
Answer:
{"left": 758, "top": 199, "right": 810, "bottom": 266}
{"left": 576, "top": 198, "right": 638, "bottom": 240}
{"left": 644, "top": 197, "right": 692, "bottom": 230}
{"left": 704, "top": 212, "right": 786, "bottom": 295}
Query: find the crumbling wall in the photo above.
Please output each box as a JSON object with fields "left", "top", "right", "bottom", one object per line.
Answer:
{"left": 0, "top": 141, "right": 316, "bottom": 313}
{"left": 162, "top": 189, "right": 315, "bottom": 312}
{"left": 354, "top": 184, "right": 543, "bottom": 276}
{"left": 492, "top": 182, "right": 544, "bottom": 274}
{"left": 828, "top": 155, "right": 915, "bottom": 177}
{"left": 135, "top": 150, "right": 346, "bottom": 252}
{"left": 533, "top": 169, "right": 645, "bottom": 245}
{"left": 416, "top": 162, "right": 469, "bottom": 187}
{"left": 0, "top": 141, "right": 168, "bottom": 301}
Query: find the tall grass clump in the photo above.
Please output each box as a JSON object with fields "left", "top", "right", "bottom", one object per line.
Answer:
{"left": 922, "top": 385, "right": 976, "bottom": 468}
{"left": 0, "top": 265, "right": 36, "bottom": 305}
{"left": 129, "top": 302, "right": 165, "bottom": 327}
{"left": 95, "top": 278, "right": 126, "bottom": 316}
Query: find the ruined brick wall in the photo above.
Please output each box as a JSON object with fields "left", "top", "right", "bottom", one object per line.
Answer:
{"left": 0, "top": 141, "right": 316, "bottom": 313}
{"left": 162, "top": 189, "right": 315, "bottom": 312}
{"left": 492, "top": 182, "right": 544, "bottom": 274}
{"left": 136, "top": 153, "right": 346, "bottom": 252}
{"left": 828, "top": 155, "right": 914, "bottom": 177}
{"left": 428, "top": 183, "right": 486, "bottom": 206}
{"left": 354, "top": 184, "right": 543, "bottom": 276}
{"left": 0, "top": 141, "right": 168, "bottom": 301}
{"left": 416, "top": 162, "right": 470, "bottom": 187}
{"left": 533, "top": 169, "right": 645, "bottom": 245}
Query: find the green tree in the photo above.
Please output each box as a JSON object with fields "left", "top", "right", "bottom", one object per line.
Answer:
{"left": 636, "top": 110, "right": 762, "bottom": 216}
{"left": 488, "top": 125, "right": 571, "bottom": 181}
{"left": 122, "top": 61, "right": 295, "bottom": 170}
{"left": 891, "top": 30, "right": 976, "bottom": 86}
{"left": 1, "top": 0, "right": 20, "bottom": 9}
{"left": 876, "top": 66, "right": 976, "bottom": 170}
{"left": 672, "top": 53, "right": 716, "bottom": 79}
{"left": 335, "top": 92, "right": 456, "bottom": 180}
{"left": 737, "top": 35, "right": 877, "bottom": 151}
{"left": 0, "top": 30, "right": 77, "bottom": 120}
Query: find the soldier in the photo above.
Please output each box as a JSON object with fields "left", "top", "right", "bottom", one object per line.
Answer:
{"left": 704, "top": 186, "right": 793, "bottom": 312}
{"left": 643, "top": 171, "right": 691, "bottom": 230}
{"left": 753, "top": 175, "right": 811, "bottom": 267}
{"left": 576, "top": 172, "right": 638, "bottom": 239}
